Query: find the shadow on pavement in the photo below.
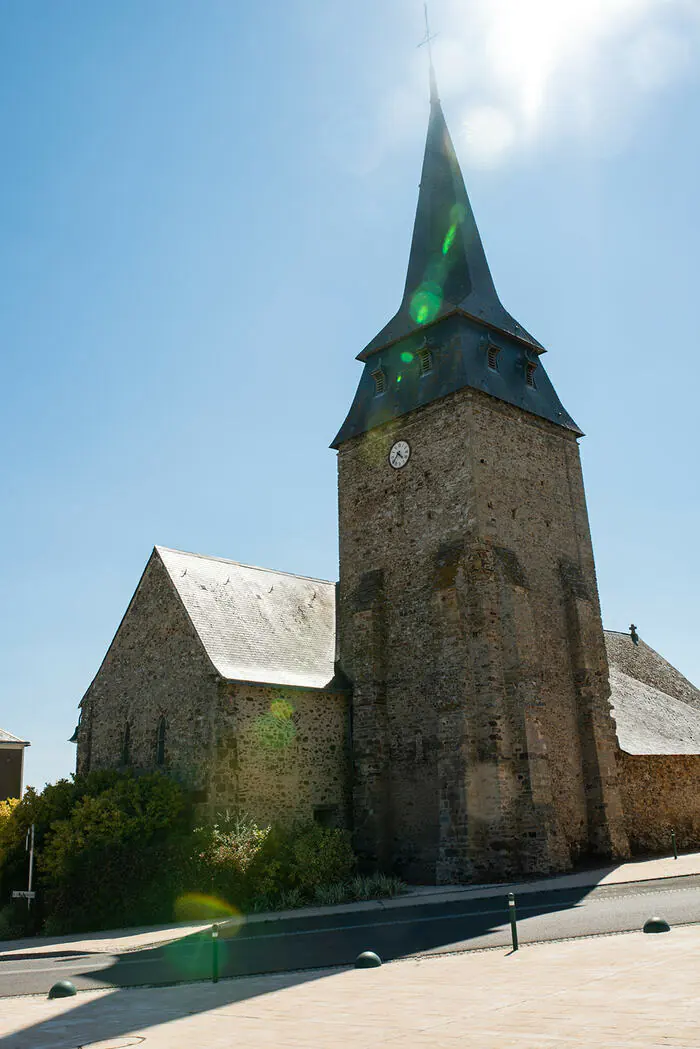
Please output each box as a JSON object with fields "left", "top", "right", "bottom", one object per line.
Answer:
{"left": 0, "top": 949, "right": 98, "bottom": 962}
{"left": 0, "top": 966, "right": 335, "bottom": 1049}
{"left": 0, "top": 882, "right": 600, "bottom": 1048}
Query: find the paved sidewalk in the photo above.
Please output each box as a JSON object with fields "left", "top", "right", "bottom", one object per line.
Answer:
{"left": 0, "top": 921, "right": 212, "bottom": 961}
{"left": 1, "top": 922, "right": 698, "bottom": 1048}
{"left": 402, "top": 848, "right": 700, "bottom": 906}
{"left": 1, "top": 850, "right": 698, "bottom": 961}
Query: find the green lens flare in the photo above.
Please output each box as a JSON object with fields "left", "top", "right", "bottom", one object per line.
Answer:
{"left": 253, "top": 698, "right": 297, "bottom": 750}
{"left": 442, "top": 224, "right": 457, "bottom": 255}
{"left": 269, "top": 698, "right": 294, "bottom": 720}
{"left": 450, "top": 202, "right": 467, "bottom": 225}
{"left": 174, "top": 893, "right": 239, "bottom": 922}
{"left": 409, "top": 282, "right": 443, "bottom": 325}
{"left": 164, "top": 901, "right": 245, "bottom": 980}
{"left": 397, "top": 374, "right": 403, "bottom": 383}
{"left": 425, "top": 257, "right": 447, "bottom": 284}
{"left": 400, "top": 351, "right": 414, "bottom": 363}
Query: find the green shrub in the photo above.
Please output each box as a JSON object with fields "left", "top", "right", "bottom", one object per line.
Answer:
{"left": 312, "top": 881, "right": 350, "bottom": 906}
{"left": 277, "top": 887, "right": 306, "bottom": 910}
{"left": 0, "top": 770, "right": 196, "bottom": 936}
{"left": 0, "top": 902, "right": 28, "bottom": 940}
{"left": 353, "top": 873, "right": 408, "bottom": 899}
{"left": 0, "top": 778, "right": 101, "bottom": 936}
{"left": 0, "top": 775, "right": 390, "bottom": 936}
{"left": 242, "top": 821, "right": 356, "bottom": 904}
{"left": 195, "top": 817, "right": 357, "bottom": 911}
{"left": 288, "top": 824, "right": 356, "bottom": 892}
{"left": 39, "top": 772, "right": 193, "bottom": 934}
{"left": 0, "top": 798, "right": 19, "bottom": 870}
{"left": 196, "top": 813, "right": 270, "bottom": 908}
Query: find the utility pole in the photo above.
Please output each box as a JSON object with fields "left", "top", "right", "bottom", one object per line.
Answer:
{"left": 12, "top": 824, "right": 36, "bottom": 910}
{"left": 26, "top": 824, "right": 35, "bottom": 910}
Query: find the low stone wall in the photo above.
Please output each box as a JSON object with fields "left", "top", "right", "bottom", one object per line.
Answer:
{"left": 618, "top": 750, "right": 700, "bottom": 853}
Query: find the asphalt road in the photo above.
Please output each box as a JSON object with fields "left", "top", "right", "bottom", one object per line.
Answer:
{"left": 1, "top": 875, "right": 699, "bottom": 997}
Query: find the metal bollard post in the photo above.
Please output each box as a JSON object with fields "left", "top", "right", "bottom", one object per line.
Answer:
{"left": 672, "top": 830, "right": 678, "bottom": 861}
{"left": 508, "top": 892, "right": 519, "bottom": 952}
{"left": 212, "top": 923, "right": 219, "bottom": 983}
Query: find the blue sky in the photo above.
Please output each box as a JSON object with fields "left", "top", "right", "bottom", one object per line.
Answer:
{"left": 1, "top": 0, "right": 698, "bottom": 789}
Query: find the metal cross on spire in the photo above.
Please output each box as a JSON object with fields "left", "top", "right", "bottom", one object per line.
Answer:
{"left": 418, "top": 2, "right": 439, "bottom": 102}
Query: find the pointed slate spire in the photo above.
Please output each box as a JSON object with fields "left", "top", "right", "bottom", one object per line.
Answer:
{"left": 428, "top": 42, "right": 439, "bottom": 107}
{"left": 358, "top": 80, "right": 543, "bottom": 361}
{"left": 331, "top": 65, "right": 581, "bottom": 448}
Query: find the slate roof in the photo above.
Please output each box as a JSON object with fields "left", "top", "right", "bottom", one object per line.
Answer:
{"left": 608, "top": 666, "right": 700, "bottom": 755}
{"left": 605, "top": 631, "right": 700, "bottom": 710}
{"left": 605, "top": 631, "right": 700, "bottom": 756}
{"left": 156, "top": 547, "right": 338, "bottom": 691}
{"left": 0, "top": 728, "right": 29, "bottom": 746}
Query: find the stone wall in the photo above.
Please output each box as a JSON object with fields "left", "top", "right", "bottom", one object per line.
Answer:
{"left": 338, "top": 383, "right": 629, "bottom": 883}
{"left": 209, "top": 683, "right": 350, "bottom": 827}
{"left": 76, "top": 551, "right": 218, "bottom": 795}
{"left": 77, "top": 550, "right": 351, "bottom": 826}
{"left": 618, "top": 750, "right": 700, "bottom": 853}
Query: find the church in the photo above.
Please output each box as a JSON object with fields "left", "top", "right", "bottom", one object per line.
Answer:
{"left": 73, "top": 71, "right": 700, "bottom": 883}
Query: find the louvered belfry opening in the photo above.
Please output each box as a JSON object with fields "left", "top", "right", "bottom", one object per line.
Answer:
{"left": 487, "top": 344, "right": 500, "bottom": 371}
{"left": 418, "top": 347, "right": 433, "bottom": 375}
{"left": 526, "top": 361, "right": 538, "bottom": 388}
{"left": 371, "top": 368, "right": 386, "bottom": 395}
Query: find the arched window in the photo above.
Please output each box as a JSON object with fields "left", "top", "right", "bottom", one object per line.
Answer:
{"left": 121, "top": 722, "right": 131, "bottom": 766}
{"left": 156, "top": 717, "right": 166, "bottom": 767}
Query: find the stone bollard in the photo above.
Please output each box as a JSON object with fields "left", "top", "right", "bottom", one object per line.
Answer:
{"left": 355, "top": 951, "right": 382, "bottom": 968}
{"left": 48, "top": 980, "right": 77, "bottom": 999}
{"left": 643, "top": 916, "right": 671, "bottom": 934}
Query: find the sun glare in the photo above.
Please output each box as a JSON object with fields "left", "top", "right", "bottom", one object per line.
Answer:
{"left": 434, "top": 0, "right": 699, "bottom": 165}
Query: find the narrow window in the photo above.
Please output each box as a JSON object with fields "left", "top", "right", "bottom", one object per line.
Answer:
{"left": 121, "top": 722, "right": 131, "bottom": 766}
{"left": 156, "top": 716, "right": 166, "bottom": 766}
{"left": 84, "top": 701, "right": 94, "bottom": 775}
{"left": 487, "top": 345, "right": 500, "bottom": 371}
{"left": 371, "top": 368, "right": 385, "bottom": 395}
{"left": 526, "top": 361, "right": 537, "bottom": 388}
{"left": 418, "top": 347, "right": 433, "bottom": 375}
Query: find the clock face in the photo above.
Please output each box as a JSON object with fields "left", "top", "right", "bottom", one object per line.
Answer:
{"left": 389, "top": 440, "right": 411, "bottom": 470}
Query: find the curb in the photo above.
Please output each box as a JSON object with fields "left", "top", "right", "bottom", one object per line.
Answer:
{"left": 2, "top": 865, "right": 698, "bottom": 960}
{"left": 221, "top": 865, "right": 700, "bottom": 928}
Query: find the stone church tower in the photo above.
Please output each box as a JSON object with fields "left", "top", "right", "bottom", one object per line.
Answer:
{"left": 332, "top": 73, "right": 630, "bottom": 883}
